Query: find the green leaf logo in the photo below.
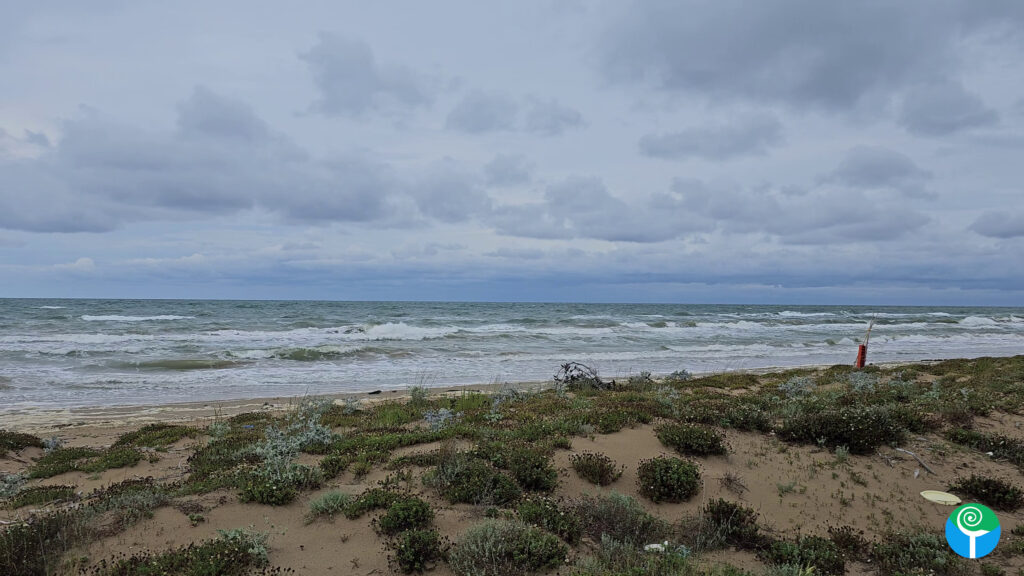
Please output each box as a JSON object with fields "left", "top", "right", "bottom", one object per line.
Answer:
{"left": 954, "top": 504, "right": 999, "bottom": 534}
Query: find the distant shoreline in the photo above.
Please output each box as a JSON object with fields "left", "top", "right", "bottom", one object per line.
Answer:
{"left": 0, "top": 358, "right": 950, "bottom": 433}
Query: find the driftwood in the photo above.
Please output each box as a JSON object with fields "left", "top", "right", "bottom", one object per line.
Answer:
{"left": 895, "top": 448, "right": 936, "bottom": 475}
{"left": 554, "top": 362, "right": 612, "bottom": 391}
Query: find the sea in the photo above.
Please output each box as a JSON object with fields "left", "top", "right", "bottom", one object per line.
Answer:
{"left": 0, "top": 299, "right": 1022, "bottom": 411}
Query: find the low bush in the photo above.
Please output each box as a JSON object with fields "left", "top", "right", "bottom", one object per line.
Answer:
{"left": 344, "top": 488, "right": 401, "bottom": 519}
{"left": 778, "top": 405, "right": 906, "bottom": 454}
{"left": 4, "top": 484, "right": 76, "bottom": 509}
{"left": 112, "top": 423, "right": 198, "bottom": 449}
{"left": 0, "top": 430, "right": 43, "bottom": 457}
{"left": 946, "top": 428, "right": 1024, "bottom": 468}
{"left": 29, "top": 446, "right": 143, "bottom": 479}
{"left": 949, "top": 474, "right": 1024, "bottom": 511}
{"left": 827, "top": 525, "right": 869, "bottom": 562}
{"left": 870, "top": 531, "right": 969, "bottom": 576}
{"left": 424, "top": 449, "right": 520, "bottom": 506}
{"left": 448, "top": 519, "right": 567, "bottom": 576}
{"left": 656, "top": 423, "right": 727, "bottom": 456}
{"left": 568, "top": 492, "right": 670, "bottom": 546}
{"left": 700, "top": 498, "right": 764, "bottom": 550}
{"left": 390, "top": 529, "right": 445, "bottom": 574}
{"left": 572, "top": 534, "right": 692, "bottom": 576}
{"left": 569, "top": 452, "right": 622, "bottom": 486}
{"left": 0, "top": 509, "right": 90, "bottom": 575}
{"left": 375, "top": 497, "right": 434, "bottom": 536}
{"left": 637, "top": 456, "right": 701, "bottom": 503}
{"left": 505, "top": 446, "right": 558, "bottom": 492}
{"left": 517, "top": 496, "right": 582, "bottom": 544}
{"left": 239, "top": 463, "right": 322, "bottom": 506}
{"left": 762, "top": 535, "right": 844, "bottom": 576}
{"left": 306, "top": 491, "right": 353, "bottom": 522}
{"left": 83, "top": 527, "right": 279, "bottom": 576}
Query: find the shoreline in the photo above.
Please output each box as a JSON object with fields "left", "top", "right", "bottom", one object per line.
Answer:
{"left": 0, "top": 359, "right": 938, "bottom": 434}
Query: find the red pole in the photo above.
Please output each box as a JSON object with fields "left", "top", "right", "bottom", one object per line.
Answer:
{"left": 855, "top": 344, "right": 867, "bottom": 368}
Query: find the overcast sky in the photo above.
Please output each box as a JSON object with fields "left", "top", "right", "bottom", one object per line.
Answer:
{"left": 1, "top": 1, "right": 1023, "bottom": 304}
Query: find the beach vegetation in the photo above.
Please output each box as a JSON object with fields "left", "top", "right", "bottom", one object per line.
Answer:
{"left": 0, "top": 430, "right": 43, "bottom": 457}
{"left": 4, "top": 484, "right": 76, "bottom": 509}
{"left": 112, "top": 423, "right": 198, "bottom": 449}
{"left": 827, "top": 526, "right": 869, "bottom": 561}
{"left": 339, "top": 487, "right": 400, "bottom": 519}
{"left": 948, "top": 474, "right": 1024, "bottom": 511}
{"left": 870, "top": 531, "right": 969, "bottom": 576}
{"left": 762, "top": 535, "right": 844, "bottom": 575}
{"left": 375, "top": 496, "right": 434, "bottom": 535}
{"left": 698, "top": 498, "right": 765, "bottom": 551}
{"left": 779, "top": 376, "right": 815, "bottom": 398}
{"left": 423, "top": 408, "right": 462, "bottom": 431}
{"left": 656, "top": 423, "right": 728, "bottom": 456}
{"left": 778, "top": 404, "right": 907, "bottom": 454}
{"left": 389, "top": 528, "right": 445, "bottom": 573}
{"left": 571, "top": 534, "right": 692, "bottom": 576}
{"left": 83, "top": 527, "right": 278, "bottom": 576}
{"left": 568, "top": 492, "right": 670, "bottom": 545}
{"left": 306, "top": 491, "right": 353, "bottom": 522}
{"left": 691, "top": 372, "right": 760, "bottom": 390}
{"left": 517, "top": 496, "right": 583, "bottom": 544}
{"left": 448, "top": 519, "right": 567, "bottom": 576}
{"left": 569, "top": 452, "right": 622, "bottom": 486}
{"left": 664, "top": 369, "right": 693, "bottom": 383}
{"left": 423, "top": 447, "right": 520, "bottom": 505}
{"left": 946, "top": 428, "right": 1024, "bottom": 468}
{"left": 0, "top": 473, "right": 26, "bottom": 499}
{"left": 504, "top": 445, "right": 558, "bottom": 492}
{"left": 28, "top": 446, "right": 143, "bottom": 479}
{"left": 637, "top": 456, "right": 701, "bottom": 503}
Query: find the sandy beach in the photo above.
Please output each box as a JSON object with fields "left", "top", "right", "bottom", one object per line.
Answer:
{"left": 3, "top": 357, "right": 1023, "bottom": 575}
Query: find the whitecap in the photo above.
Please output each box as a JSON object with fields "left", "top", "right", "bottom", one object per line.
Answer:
{"left": 82, "top": 315, "right": 194, "bottom": 322}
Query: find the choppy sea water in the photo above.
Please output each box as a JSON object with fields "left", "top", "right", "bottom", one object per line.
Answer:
{"left": 0, "top": 299, "right": 1021, "bottom": 411}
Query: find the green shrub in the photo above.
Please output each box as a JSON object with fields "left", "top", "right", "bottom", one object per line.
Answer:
{"left": 376, "top": 497, "right": 434, "bottom": 535}
{"left": 827, "top": 526, "right": 869, "bottom": 562}
{"left": 448, "top": 519, "right": 567, "bottom": 576}
{"left": 0, "top": 509, "right": 88, "bottom": 576}
{"left": 0, "top": 430, "right": 43, "bottom": 457}
{"left": 84, "top": 527, "right": 274, "bottom": 576}
{"left": 637, "top": 456, "right": 701, "bottom": 503}
{"left": 424, "top": 449, "right": 520, "bottom": 506}
{"left": 778, "top": 405, "right": 906, "bottom": 454}
{"left": 238, "top": 463, "right": 321, "bottom": 506}
{"left": 506, "top": 447, "right": 558, "bottom": 492}
{"left": 948, "top": 474, "right": 1024, "bottom": 511}
{"left": 112, "top": 424, "right": 197, "bottom": 449}
{"left": 4, "top": 485, "right": 76, "bottom": 509}
{"left": 517, "top": 496, "right": 582, "bottom": 544}
{"left": 569, "top": 492, "right": 670, "bottom": 546}
{"left": 569, "top": 452, "right": 622, "bottom": 486}
{"left": 307, "top": 491, "right": 353, "bottom": 522}
{"left": 28, "top": 446, "right": 143, "bottom": 479}
{"left": 946, "top": 428, "right": 1024, "bottom": 468}
{"left": 701, "top": 498, "right": 764, "bottom": 550}
{"left": 763, "top": 536, "right": 844, "bottom": 575}
{"left": 656, "top": 423, "right": 727, "bottom": 456}
{"left": 870, "top": 531, "right": 969, "bottom": 576}
{"left": 344, "top": 488, "right": 401, "bottom": 519}
{"left": 390, "top": 529, "right": 444, "bottom": 574}
{"left": 571, "top": 534, "right": 692, "bottom": 576}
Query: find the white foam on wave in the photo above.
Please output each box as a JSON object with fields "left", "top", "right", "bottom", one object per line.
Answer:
{"left": 959, "top": 316, "right": 998, "bottom": 327}
{"left": 82, "top": 315, "right": 194, "bottom": 322}
{"left": 778, "top": 311, "right": 835, "bottom": 318}
{"left": 38, "top": 306, "right": 66, "bottom": 309}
